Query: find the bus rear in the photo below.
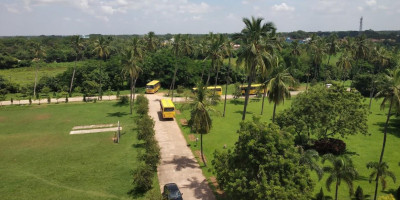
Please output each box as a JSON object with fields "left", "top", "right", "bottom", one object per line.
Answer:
{"left": 160, "top": 99, "right": 175, "bottom": 119}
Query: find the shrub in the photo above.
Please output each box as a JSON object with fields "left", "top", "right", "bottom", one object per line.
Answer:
{"left": 10, "top": 97, "right": 13, "bottom": 105}
{"left": 140, "top": 139, "right": 160, "bottom": 171}
{"left": 74, "top": 86, "right": 82, "bottom": 94}
{"left": 136, "top": 95, "right": 149, "bottom": 115}
{"left": 65, "top": 95, "right": 68, "bottom": 103}
{"left": 116, "top": 89, "right": 120, "bottom": 98}
{"left": 47, "top": 96, "right": 51, "bottom": 104}
{"left": 355, "top": 186, "right": 365, "bottom": 200}
{"left": 131, "top": 164, "right": 154, "bottom": 193}
{"left": 378, "top": 194, "right": 395, "bottom": 200}
{"left": 177, "top": 85, "right": 184, "bottom": 94}
{"left": 119, "top": 95, "right": 129, "bottom": 105}
{"left": 83, "top": 94, "right": 86, "bottom": 102}
{"left": 28, "top": 97, "right": 32, "bottom": 105}
{"left": 313, "top": 138, "right": 346, "bottom": 155}
{"left": 232, "top": 82, "right": 242, "bottom": 99}
{"left": 137, "top": 116, "right": 155, "bottom": 141}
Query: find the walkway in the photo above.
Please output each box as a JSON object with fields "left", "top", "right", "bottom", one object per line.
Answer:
{"left": 146, "top": 93, "right": 216, "bottom": 200}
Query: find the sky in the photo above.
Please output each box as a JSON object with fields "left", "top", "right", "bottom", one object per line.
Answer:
{"left": 0, "top": 0, "right": 399, "bottom": 36}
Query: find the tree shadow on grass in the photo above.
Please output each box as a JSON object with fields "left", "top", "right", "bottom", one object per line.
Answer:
{"left": 250, "top": 98, "right": 261, "bottom": 102}
{"left": 127, "top": 188, "right": 146, "bottom": 199}
{"left": 234, "top": 110, "right": 253, "bottom": 115}
{"left": 107, "top": 111, "right": 128, "bottom": 117}
{"left": 181, "top": 177, "right": 215, "bottom": 200}
{"left": 163, "top": 155, "right": 198, "bottom": 171}
{"left": 113, "top": 102, "right": 129, "bottom": 107}
{"left": 229, "top": 99, "right": 243, "bottom": 105}
{"left": 374, "top": 118, "right": 400, "bottom": 138}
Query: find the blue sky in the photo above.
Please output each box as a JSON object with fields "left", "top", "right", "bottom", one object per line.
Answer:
{"left": 0, "top": 0, "right": 399, "bottom": 36}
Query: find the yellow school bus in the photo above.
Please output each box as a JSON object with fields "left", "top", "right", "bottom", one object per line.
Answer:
{"left": 240, "top": 84, "right": 265, "bottom": 95}
{"left": 146, "top": 80, "right": 161, "bottom": 94}
{"left": 160, "top": 99, "right": 175, "bottom": 119}
{"left": 192, "top": 86, "right": 223, "bottom": 96}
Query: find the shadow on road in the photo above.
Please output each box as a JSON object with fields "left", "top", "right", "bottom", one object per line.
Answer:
{"left": 182, "top": 177, "right": 215, "bottom": 200}
{"left": 163, "top": 155, "right": 198, "bottom": 171}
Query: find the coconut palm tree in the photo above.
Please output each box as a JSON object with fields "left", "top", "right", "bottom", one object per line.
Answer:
{"left": 32, "top": 42, "right": 46, "bottom": 98}
{"left": 223, "top": 39, "right": 233, "bottom": 117}
{"left": 121, "top": 38, "right": 143, "bottom": 114}
{"left": 308, "top": 35, "right": 326, "bottom": 80}
{"left": 234, "top": 16, "right": 277, "bottom": 120}
{"left": 69, "top": 35, "right": 84, "bottom": 96}
{"left": 204, "top": 34, "right": 227, "bottom": 94}
{"left": 326, "top": 33, "right": 339, "bottom": 65}
{"left": 267, "top": 69, "right": 295, "bottom": 122}
{"left": 368, "top": 46, "right": 391, "bottom": 109}
{"left": 367, "top": 161, "right": 397, "bottom": 200}
{"left": 298, "top": 147, "right": 323, "bottom": 180}
{"left": 144, "top": 31, "right": 158, "bottom": 53}
{"left": 93, "top": 36, "right": 112, "bottom": 100}
{"left": 336, "top": 50, "right": 353, "bottom": 84}
{"left": 188, "top": 82, "right": 213, "bottom": 166}
{"left": 322, "top": 154, "right": 359, "bottom": 200}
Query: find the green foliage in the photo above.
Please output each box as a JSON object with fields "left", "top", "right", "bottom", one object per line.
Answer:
{"left": 276, "top": 85, "right": 368, "bottom": 139}
{"left": 353, "top": 73, "right": 390, "bottom": 97}
{"left": 131, "top": 163, "right": 154, "bottom": 193}
{"left": 212, "top": 116, "right": 314, "bottom": 200}
{"left": 136, "top": 115, "right": 155, "bottom": 142}
{"left": 366, "top": 162, "right": 397, "bottom": 191}
{"left": 119, "top": 95, "right": 129, "bottom": 105}
{"left": 232, "top": 82, "right": 242, "bottom": 99}
{"left": 354, "top": 186, "right": 366, "bottom": 200}
{"left": 135, "top": 94, "right": 149, "bottom": 115}
{"left": 176, "top": 85, "right": 184, "bottom": 94}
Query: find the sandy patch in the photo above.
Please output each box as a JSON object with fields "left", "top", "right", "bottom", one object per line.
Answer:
{"left": 35, "top": 114, "right": 51, "bottom": 120}
{"left": 210, "top": 176, "right": 224, "bottom": 195}
{"left": 188, "top": 134, "right": 196, "bottom": 141}
{"left": 179, "top": 118, "right": 188, "bottom": 126}
{"left": 195, "top": 150, "right": 207, "bottom": 164}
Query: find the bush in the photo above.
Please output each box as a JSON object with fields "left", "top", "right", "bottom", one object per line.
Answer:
{"left": 137, "top": 115, "right": 155, "bottom": 141}
{"left": 140, "top": 139, "right": 160, "bottom": 171}
{"left": 355, "top": 186, "right": 365, "bottom": 200}
{"left": 136, "top": 95, "right": 149, "bottom": 115}
{"left": 119, "top": 95, "right": 129, "bottom": 104}
{"left": 131, "top": 164, "right": 154, "bottom": 193}
{"left": 313, "top": 138, "right": 346, "bottom": 155}
{"left": 47, "top": 96, "right": 51, "bottom": 104}
{"left": 177, "top": 85, "right": 184, "bottom": 94}
{"left": 232, "top": 82, "right": 242, "bottom": 99}
{"left": 29, "top": 97, "right": 32, "bottom": 105}
{"left": 65, "top": 95, "right": 68, "bottom": 103}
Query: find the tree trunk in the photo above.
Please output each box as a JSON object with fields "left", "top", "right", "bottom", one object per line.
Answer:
{"left": 223, "top": 56, "right": 231, "bottom": 117}
{"left": 129, "top": 76, "right": 133, "bottom": 114}
{"left": 206, "top": 65, "right": 212, "bottom": 87}
{"left": 201, "top": 133, "right": 206, "bottom": 166}
{"left": 272, "top": 102, "right": 277, "bottom": 122}
{"left": 242, "top": 69, "right": 254, "bottom": 121}
{"left": 261, "top": 86, "right": 267, "bottom": 115}
{"left": 132, "top": 78, "right": 137, "bottom": 105}
{"left": 169, "top": 63, "right": 178, "bottom": 100}
{"left": 69, "top": 56, "right": 77, "bottom": 95}
{"left": 34, "top": 65, "right": 38, "bottom": 98}
{"left": 335, "top": 179, "right": 339, "bottom": 200}
{"left": 213, "top": 67, "right": 219, "bottom": 96}
{"left": 99, "top": 63, "right": 103, "bottom": 100}
{"left": 374, "top": 96, "right": 394, "bottom": 200}
{"left": 369, "top": 88, "right": 374, "bottom": 110}
{"left": 201, "top": 62, "right": 206, "bottom": 81}
{"left": 327, "top": 55, "right": 331, "bottom": 65}
{"left": 306, "top": 74, "right": 310, "bottom": 92}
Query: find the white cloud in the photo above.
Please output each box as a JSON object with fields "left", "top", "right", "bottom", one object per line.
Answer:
{"left": 101, "top": 5, "right": 114, "bottom": 15}
{"left": 358, "top": 6, "right": 364, "bottom": 11}
{"left": 63, "top": 17, "right": 71, "bottom": 21}
{"left": 272, "top": 3, "right": 295, "bottom": 12}
{"left": 366, "top": 0, "right": 377, "bottom": 6}
{"left": 242, "top": 1, "right": 248, "bottom": 5}
{"left": 226, "top": 13, "right": 237, "bottom": 20}
{"left": 5, "top": 4, "right": 21, "bottom": 14}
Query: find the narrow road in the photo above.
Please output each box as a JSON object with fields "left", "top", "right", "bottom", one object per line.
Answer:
{"left": 146, "top": 93, "right": 216, "bottom": 200}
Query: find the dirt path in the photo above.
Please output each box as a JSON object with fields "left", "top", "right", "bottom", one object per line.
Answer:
{"left": 146, "top": 93, "right": 216, "bottom": 200}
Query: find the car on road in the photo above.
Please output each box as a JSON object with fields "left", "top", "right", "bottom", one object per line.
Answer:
{"left": 162, "top": 183, "right": 183, "bottom": 200}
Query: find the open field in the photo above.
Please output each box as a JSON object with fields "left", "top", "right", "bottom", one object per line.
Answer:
{"left": 0, "top": 61, "right": 86, "bottom": 86}
{"left": 0, "top": 101, "right": 160, "bottom": 199}
{"left": 175, "top": 96, "right": 400, "bottom": 199}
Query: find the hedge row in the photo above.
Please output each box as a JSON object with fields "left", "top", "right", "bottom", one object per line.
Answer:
{"left": 132, "top": 95, "right": 160, "bottom": 193}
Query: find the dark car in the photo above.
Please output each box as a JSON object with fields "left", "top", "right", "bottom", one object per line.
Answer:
{"left": 162, "top": 183, "right": 183, "bottom": 200}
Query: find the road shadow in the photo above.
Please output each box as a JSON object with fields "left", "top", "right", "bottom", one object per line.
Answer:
{"left": 181, "top": 177, "right": 215, "bottom": 200}
{"left": 156, "top": 111, "right": 174, "bottom": 122}
{"left": 163, "top": 155, "right": 198, "bottom": 171}
{"left": 107, "top": 111, "right": 128, "bottom": 117}
{"left": 374, "top": 117, "right": 400, "bottom": 138}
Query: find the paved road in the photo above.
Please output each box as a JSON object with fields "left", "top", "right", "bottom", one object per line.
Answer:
{"left": 147, "top": 93, "right": 216, "bottom": 200}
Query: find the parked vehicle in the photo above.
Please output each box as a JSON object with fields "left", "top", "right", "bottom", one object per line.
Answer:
{"left": 162, "top": 183, "right": 183, "bottom": 200}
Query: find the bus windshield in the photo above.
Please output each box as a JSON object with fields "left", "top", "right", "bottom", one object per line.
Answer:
{"left": 164, "top": 108, "right": 174, "bottom": 112}
{"left": 146, "top": 85, "right": 154, "bottom": 89}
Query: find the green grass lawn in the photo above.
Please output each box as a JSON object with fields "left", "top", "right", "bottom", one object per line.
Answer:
{"left": 0, "top": 101, "right": 160, "bottom": 200}
{"left": 0, "top": 61, "right": 86, "bottom": 86}
{"left": 175, "top": 96, "right": 400, "bottom": 199}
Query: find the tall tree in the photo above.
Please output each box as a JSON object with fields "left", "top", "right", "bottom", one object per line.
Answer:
{"left": 188, "top": 82, "right": 213, "bottom": 165}
{"left": 93, "top": 36, "right": 112, "bottom": 100}
{"left": 32, "top": 42, "right": 46, "bottom": 98}
{"left": 308, "top": 34, "right": 326, "bottom": 80}
{"left": 234, "top": 16, "right": 277, "bottom": 120}
{"left": 121, "top": 38, "right": 143, "bottom": 114}
{"left": 373, "top": 68, "right": 400, "bottom": 199}
{"left": 322, "top": 154, "right": 359, "bottom": 200}
{"left": 326, "top": 33, "right": 339, "bottom": 65}
{"left": 205, "top": 34, "right": 227, "bottom": 93}
{"left": 144, "top": 31, "right": 158, "bottom": 53}
{"left": 69, "top": 35, "right": 84, "bottom": 96}
{"left": 336, "top": 50, "right": 353, "bottom": 83}
{"left": 367, "top": 161, "right": 397, "bottom": 200}
{"left": 223, "top": 38, "right": 233, "bottom": 117}
{"left": 267, "top": 69, "right": 295, "bottom": 122}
